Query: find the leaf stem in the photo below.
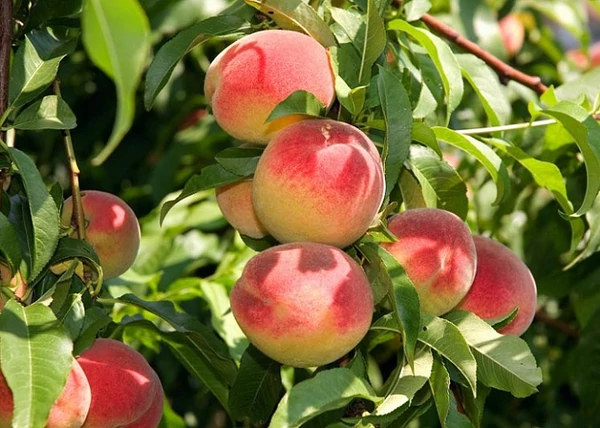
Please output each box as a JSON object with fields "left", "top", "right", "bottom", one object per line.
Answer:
{"left": 53, "top": 79, "right": 87, "bottom": 241}
{"left": 456, "top": 119, "right": 557, "bottom": 135}
{"left": 0, "top": 0, "right": 13, "bottom": 142}
{"left": 420, "top": 14, "right": 548, "bottom": 95}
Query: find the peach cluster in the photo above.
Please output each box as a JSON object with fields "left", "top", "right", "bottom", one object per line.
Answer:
{"left": 206, "top": 29, "right": 382, "bottom": 367}
{"left": 0, "top": 339, "right": 163, "bottom": 427}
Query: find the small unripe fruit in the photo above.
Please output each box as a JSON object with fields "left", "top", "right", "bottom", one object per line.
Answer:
{"left": 77, "top": 338, "right": 163, "bottom": 428}
{"left": 215, "top": 179, "right": 268, "bottom": 239}
{"left": 253, "top": 119, "right": 385, "bottom": 248}
{"left": 0, "top": 359, "right": 91, "bottom": 428}
{"left": 0, "top": 263, "right": 28, "bottom": 309}
{"left": 204, "top": 29, "right": 335, "bottom": 144}
{"left": 381, "top": 208, "right": 477, "bottom": 316}
{"left": 60, "top": 191, "right": 141, "bottom": 280}
{"left": 453, "top": 235, "right": 537, "bottom": 336}
{"left": 230, "top": 242, "right": 374, "bottom": 367}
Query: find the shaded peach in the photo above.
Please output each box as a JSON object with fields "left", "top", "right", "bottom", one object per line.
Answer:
{"left": 230, "top": 242, "right": 374, "bottom": 367}
{"left": 380, "top": 208, "right": 477, "bottom": 316}
{"left": 0, "top": 358, "right": 91, "bottom": 427}
{"left": 204, "top": 29, "right": 335, "bottom": 144}
{"left": 453, "top": 235, "right": 537, "bottom": 336}
{"left": 216, "top": 178, "right": 268, "bottom": 239}
{"left": 77, "top": 338, "right": 163, "bottom": 428}
{"left": 0, "top": 263, "right": 28, "bottom": 310}
{"left": 499, "top": 14, "right": 525, "bottom": 58}
{"left": 61, "top": 191, "right": 141, "bottom": 280}
{"left": 252, "top": 119, "right": 385, "bottom": 248}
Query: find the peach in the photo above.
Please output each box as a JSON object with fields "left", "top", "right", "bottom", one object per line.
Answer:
{"left": 230, "top": 242, "right": 374, "bottom": 367}
{"left": 61, "top": 191, "right": 141, "bottom": 280}
{"left": 0, "top": 263, "right": 28, "bottom": 309}
{"left": 215, "top": 178, "right": 268, "bottom": 239}
{"left": 453, "top": 235, "right": 537, "bottom": 336}
{"left": 380, "top": 208, "right": 477, "bottom": 316}
{"left": 77, "top": 338, "right": 163, "bottom": 428}
{"left": 252, "top": 119, "right": 385, "bottom": 248}
{"left": 499, "top": 14, "right": 525, "bottom": 58}
{"left": 0, "top": 358, "right": 91, "bottom": 427}
{"left": 204, "top": 29, "right": 335, "bottom": 144}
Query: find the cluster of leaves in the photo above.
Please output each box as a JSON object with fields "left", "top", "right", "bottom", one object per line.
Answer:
{"left": 1, "top": 0, "right": 600, "bottom": 427}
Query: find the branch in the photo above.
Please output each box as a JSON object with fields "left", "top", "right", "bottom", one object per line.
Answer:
{"left": 0, "top": 0, "right": 13, "bottom": 142}
{"left": 420, "top": 14, "right": 549, "bottom": 95}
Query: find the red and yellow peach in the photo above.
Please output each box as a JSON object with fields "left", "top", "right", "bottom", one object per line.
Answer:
{"left": 216, "top": 178, "right": 268, "bottom": 239}
{"left": 230, "top": 242, "right": 374, "bottom": 367}
{"left": 252, "top": 119, "right": 385, "bottom": 248}
{"left": 204, "top": 29, "right": 335, "bottom": 144}
{"left": 380, "top": 208, "right": 477, "bottom": 316}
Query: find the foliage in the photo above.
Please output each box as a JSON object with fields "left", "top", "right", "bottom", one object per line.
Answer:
{"left": 1, "top": 0, "right": 599, "bottom": 427}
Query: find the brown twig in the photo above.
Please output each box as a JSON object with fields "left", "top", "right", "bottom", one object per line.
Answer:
{"left": 420, "top": 14, "right": 549, "bottom": 95}
{"left": 535, "top": 307, "right": 579, "bottom": 339}
{"left": 52, "top": 79, "right": 87, "bottom": 241}
{"left": 0, "top": 0, "right": 13, "bottom": 142}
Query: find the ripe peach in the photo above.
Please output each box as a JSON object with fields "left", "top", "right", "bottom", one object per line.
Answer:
{"left": 453, "top": 235, "right": 537, "bottom": 336}
{"left": 77, "top": 338, "right": 163, "bottom": 427}
{"left": 204, "top": 29, "right": 335, "bottom": 144}
{"left": 230, "top": 242, "right": 374, "bottom": 367}
{"left": 380, "top": 208, "right": 477, "bottom": 316}
{"left": 0, "top": 263, "right": 28, "bottom": 309}
{"left": 61, "top": 191, "right": 141, "bottom": 280}
{"left": 215, "top": 178, "right": 268, "bottom": 239}
{"left": 499, "top": 14, "right": 525, "bottom": 58}
{"left": 252, "top": 119, "right": 385, "bottom": 248}
{"left": 0, "top": 358, "right": 91, "bottom": 427}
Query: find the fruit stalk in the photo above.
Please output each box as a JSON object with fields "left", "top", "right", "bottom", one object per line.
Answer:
{"left": 420, "top": 13, "right": 548, "bottom": 95}
{"left": 0, "top": 0, "right": 12, "bottom": 142}
{"left": 53, "top": 79, "right": 87, "bottom": 241}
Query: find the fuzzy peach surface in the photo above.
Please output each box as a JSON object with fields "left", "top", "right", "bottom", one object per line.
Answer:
{"left": 381, "top": 208, "right": 477, "bottom": 316}
{"left": 252, "top": 119, "right": 385, "bottom": 248}
{"left": 0, "top": 358, "right": 91, "bottom": 428}
{"left": 77, "top": 339, "right": 163, "bottom": 428}
{"left": 230, "top": 242, "right": 374, "bottom": 368}
{"left": 454, "top": 235, "right": 538, "bottom": 336}
{"left": 204, "top": 29, "right": 335, "bottom": 144}
{"left": 61, "top": 190, "right": 141, "bottom": 280}
{"left": 216, "top": 179, "right": 268, "bottom": 239}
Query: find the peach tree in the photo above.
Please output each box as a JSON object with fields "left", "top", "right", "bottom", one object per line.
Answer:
{"left": 0, "top": 0, "right": 599, "bottom": 426}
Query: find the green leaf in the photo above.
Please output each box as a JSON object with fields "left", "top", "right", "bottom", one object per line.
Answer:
{"left": 457, "top": 54, "right": 510, "bottom": 127}
{"left": 404, "top": 0, "right": 432, "bottom": 21}
{"left": 418, "top": 314, "right": 478, "bottom": 397}
{"left": 0, "top": 213, "right": 21, "bottom": 272}
{"left": 0, "top": 301, "right": 73, "bottom": 428}
{"left": 82, "top": 0, "right": 151, "bottom": 165}
{"left": 357, "top": 241, "right": 420, "bottom": 367}
{"left": 159, "top": 163, "right": 243, "bottom": 225}
{"left": 265, "top": 90, "right": 325, "bottom": 123}
{"left": 229, "top": 345, "right": 282, "bottom": 424}
{"left": 72, "top": 306, "right": 112, "bottom": 356}
{"left": 113, "top": 294, "right": 238, "bottom": 408}
{"left": 7, "top": 36, "right": 66, "bottom": 110}
{"left": 445, "top": 311, "right": 542, "bottom": 398}
{"left": 485, "top": 137, "right": 585, "bottom": 254}
{"left": 11, "top": 96, "right": 77, "bottom": 130}
{"left": 8, "top": 148, "right": 60, "bottom": 281}
{"left": 377, "top": 67, "right": 412, "bottom": 200}
{"left": 331, "top": 0, "right": 386, "bottom": 85}
{"left": 531, "top": 101, "right": 600, "bottom": 217}
{"left": 144, "top": 15, "right": 248, "bottom": 110}
{"left": 269, "top": 368, "right": 381, "bottom": 428}
{"left": 434, "top": 128, "right": 510, "bottom": 206}
{"left": 54, "top": 293, "right": 85, "bottom": 341}
{"left": 214, "top": 146, "right": 263, "bottom": 177}
{"left": 372, "top": 347, "right": 433, "bottom": 416}
{"left": 388, "top": 19, "right": 464, "bottom": 123}
{"left": 554, "top": 68, "right": 600, "bottom": 104}
{"left": 407, "top": 144, "right": 469, "bottom": 219}
{"left": 429, "top": 353, "right": 450, "bottom": 428}
{"left": 245, "top": 0, "right": 336, "bottom": 48}
{"left": 572, "top": 309, "right": 600, "bottom": 423}
{"left": 26, "top": 27, "right": 79, "bottom": 60}
{"left": 457, "top": 382, "right": 490, "bottom": 428}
